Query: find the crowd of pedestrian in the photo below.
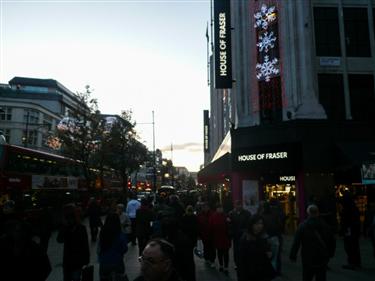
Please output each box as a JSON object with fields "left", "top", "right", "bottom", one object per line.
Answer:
{"left": 1, "top": 189, "right": 375, "bottom": 281}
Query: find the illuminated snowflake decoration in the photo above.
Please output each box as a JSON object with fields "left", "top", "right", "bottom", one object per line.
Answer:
{"left": 254, "top": 4, "right": 277, "bottom": 30}
{"left": 257, "top": 31, "right": 277, "bottom": 53}
{"left": 256, "top": 55, "right": 279, "bottom": 82}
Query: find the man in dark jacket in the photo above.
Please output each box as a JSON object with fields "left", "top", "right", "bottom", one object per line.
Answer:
{"left": 87, "top": 197, "right": 102, "bottom": 242}
{"left": 340, "top": 192, "right": 361, "bottom": 270}
{"left": 228, "top": 200, "right": 251, "bottom": 269}
{"left": 290, "top": 204, "right": 335, "bottom": 281}
{"left": 136, "top": 199, "right": 155, "bottom": 255}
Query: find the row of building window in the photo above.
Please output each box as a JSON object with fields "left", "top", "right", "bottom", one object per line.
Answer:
{"left": 314, "top": 7, "right": 375, "bottom": 57}
{"left": 0, "top": 106, "right": 56, "bottom": 126}
{"left": 318, "top": 74, "right": 375, "bottom": 121}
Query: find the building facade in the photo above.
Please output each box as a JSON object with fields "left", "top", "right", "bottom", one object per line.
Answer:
{"left": 199, "top": 0, "right": 375, "bottom": 225}
{"left": 0, "top": 77, "right": 82, "bottom": 151}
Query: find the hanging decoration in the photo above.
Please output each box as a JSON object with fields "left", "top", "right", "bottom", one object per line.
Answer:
{"left": 256, "top": 56, "right": 279, "bottom": 82}
{"left": 254, "top": 4, "right": 277, "bottom": 30}
{"left": 256, "top": 31, "right": 277, "bottom": 53}
{"left": 253, "top": 2, "right": 283, "bottom": 122}
{"left": 254, "top": 3, "right": 279, "bottom": 82}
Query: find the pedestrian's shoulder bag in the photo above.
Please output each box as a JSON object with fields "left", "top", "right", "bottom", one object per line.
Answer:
{"left": 313, "top": 229, "right": 329, "bottom": 257}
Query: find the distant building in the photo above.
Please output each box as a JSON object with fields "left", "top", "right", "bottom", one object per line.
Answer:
{"left": 0, "top": 77, "right": 82, "bottom": 151}
{"left": 175, "top": 166, "right": 190, "bottom": 177}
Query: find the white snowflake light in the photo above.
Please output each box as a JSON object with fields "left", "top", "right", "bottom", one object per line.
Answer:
{"left": 257, "top": 31, "right": 277, "bottom": 53}
{"left": 254, "top": 4, "right": 277, "bottom": 30}
{"left": 256, "top": 55, "right": 279, "bottom": 82}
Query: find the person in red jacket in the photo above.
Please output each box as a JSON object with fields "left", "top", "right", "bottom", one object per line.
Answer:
{"left": 197, "top": 203, "right": 215, "bottom": 267}
{"left": 209, "top": 204, "right": 231, "bottom": 274}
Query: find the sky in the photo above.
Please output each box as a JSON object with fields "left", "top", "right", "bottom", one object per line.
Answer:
{"left": 0, "top": 0, "right": 211, "bottom": 172}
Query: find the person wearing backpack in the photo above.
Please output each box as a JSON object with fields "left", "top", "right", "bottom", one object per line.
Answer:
{"left": 290, "top": 205, "right": 336, "bottom": 281}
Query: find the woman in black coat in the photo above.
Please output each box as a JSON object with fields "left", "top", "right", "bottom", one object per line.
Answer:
{"left": 238, "top": 215, "right": 276, "bottom": 281}
{"left": 57, "top": 204, "right": 90, "bottom": 281}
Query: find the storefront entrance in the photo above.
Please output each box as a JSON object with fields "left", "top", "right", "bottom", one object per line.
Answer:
{"left": 263, "top": 182, "right": 297, "bottom": 233}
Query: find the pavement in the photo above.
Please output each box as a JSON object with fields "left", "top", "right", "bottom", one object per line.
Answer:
{"left": 46, "top": 221, "right": 375, "bottom": 281}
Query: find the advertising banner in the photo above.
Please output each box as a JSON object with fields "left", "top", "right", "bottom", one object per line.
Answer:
{"left": 214, "top": 0, "right": 232, "bottom": 89}
{"left": 361, "top": 163, "right": 375, "bottom": 184}
{"left": 242, "top": 180, "right": 259, "bottom": 214}
{"left": 203, "top": 110, "right": 210, "bottom": 152}
{"left": 32, "top": 175, "right": 78, "bottom": 189}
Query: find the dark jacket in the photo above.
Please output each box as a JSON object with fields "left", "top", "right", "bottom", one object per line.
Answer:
{"left": 57, "top": 224, "right": 90, "bottom": 270}
{"left": 290, "top": 216, "right": 336, "bottom": 267}
{"left": 238, "top": 233, "right": 276, "bottom": 281}
{"left": 98, "top": 232, "right": 128, "bottom": 278}
{"left": 0, "top": 221, "right": 51, "bottom": 281}
{"left": 98, "top": 232, "right": 128, "bottom": 266}
{"left": 88, "top": 201, "right": 102, "bottom": 227}
{"left": 228, "top": 208, "right": 251, "bottom": 240}
{"left": 181, "top": 214, "right": 199, "bottom": 248}
{"left": 136, "top": 206, "right": 154, "bottom": 237}
{"left": 133, "top": 270, "right": 182, "bottom": 281}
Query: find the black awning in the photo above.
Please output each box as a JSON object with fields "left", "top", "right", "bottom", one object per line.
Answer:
{"left": 198, "top": 153, "right": 231, "bottom": 183}
{"left": 336, "top": 142, "right": 375, "bottom": 166}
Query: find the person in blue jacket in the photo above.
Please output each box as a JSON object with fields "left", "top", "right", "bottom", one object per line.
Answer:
{"left": 98, "top": 213, "right": 128, "bottom": 281}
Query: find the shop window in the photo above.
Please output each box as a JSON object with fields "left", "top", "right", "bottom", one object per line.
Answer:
{"left": 264, "top": 183, "right": 297, "bottom": 233}
{"left": 314, "top": 7, "right": 341, "bottom": 56}
{"left": 318, "top": 74, "right": 345, "bottom": 121}
{"left": 343, "top": 8, "right": 371, "bottom": 57}
{"left": 0, "top": 106, "right": 12, "bottom": 121}
{"left": 348, "top": 74, "right": 375, "bottom": 121}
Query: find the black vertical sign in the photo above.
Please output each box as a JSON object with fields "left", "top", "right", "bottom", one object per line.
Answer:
{"left": 203, "top": 110, "right": 210, "bottom": 152}
{"left": 214, "top": 0, "right": 232, "bottom": 89}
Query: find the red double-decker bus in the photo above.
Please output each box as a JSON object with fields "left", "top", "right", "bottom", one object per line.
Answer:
{"left": 0, "top": 144, "right": 89, "bottom": 209}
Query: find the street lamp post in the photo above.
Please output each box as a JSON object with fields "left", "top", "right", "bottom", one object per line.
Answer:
{"left": 138, "top": 111, "right": 157, "bottom": 197}
{"left": 152, "top": 111, "right": 156, "bottom": 195}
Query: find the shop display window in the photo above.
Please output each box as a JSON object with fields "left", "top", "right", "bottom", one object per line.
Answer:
{"left": 264, "top": 183, "right": 297, "bottom": 233}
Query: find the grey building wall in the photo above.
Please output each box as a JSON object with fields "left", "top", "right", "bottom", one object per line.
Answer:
{"left": 206, "top": 0, "right": 375, "bottom": 160}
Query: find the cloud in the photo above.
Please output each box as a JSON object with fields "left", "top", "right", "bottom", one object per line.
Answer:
{"left": 160, "top": 142, "right": 202, "bottom": 153}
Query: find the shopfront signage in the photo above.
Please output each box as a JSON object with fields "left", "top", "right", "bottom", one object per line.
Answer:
{"left": 8, "top": 178, "right": 21, "bottom": 183}
{"left": 214, "top": 0, "right": 232, "bottom": 89}
{"left": 238, "top": 151, "right": 287, "bottom": 162}
{"left": 279, "top": 176, "right": 295, "bottom": 182}
{"left": 319, "top": 57, "right": 341, "bottom": 67}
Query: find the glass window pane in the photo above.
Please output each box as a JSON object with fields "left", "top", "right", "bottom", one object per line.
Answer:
{"left": 314, "top": 7, "right": 341, "bottom": 56}
{"left": 349, "top": 74, "right": 375, "bottom": 121}
{"left": 343, "top": 8, "right": 371, "bottom": 57}
{"left": 318, "top": 74, "right": 345, "bottom": 120}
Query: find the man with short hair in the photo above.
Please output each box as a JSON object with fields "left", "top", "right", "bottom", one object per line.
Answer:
{"left": 134, "top": 238, "right": 181, "bottom": 281}
{"left": 126, "top": 193, "right": 141, "bottom": 245}
{"left": 290, "top": 204, "right": 336, "bottom": 281}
